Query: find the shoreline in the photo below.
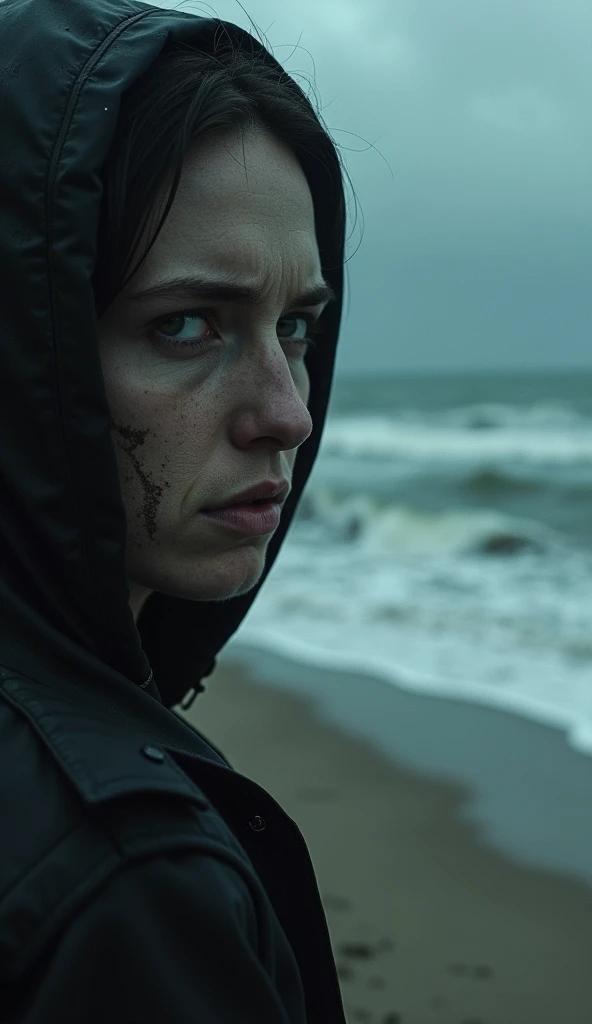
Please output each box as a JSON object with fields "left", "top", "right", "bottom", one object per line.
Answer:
{"left": 222, "top": 639, "right": 592, "bottom": 889}
{"left": 226, "top": 628, "right": 592, "bottom": 758}
{"left": 180, "top": 648, "right": 592, "bottom": 1024}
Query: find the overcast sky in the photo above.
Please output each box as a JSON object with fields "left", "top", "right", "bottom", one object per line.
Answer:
{"left": 146, "top": 0, "right": 592, "bottom": 376}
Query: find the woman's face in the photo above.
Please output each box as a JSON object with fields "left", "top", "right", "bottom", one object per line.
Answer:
{"left": 98, "top": 125, "right": 331, "bottom": 622}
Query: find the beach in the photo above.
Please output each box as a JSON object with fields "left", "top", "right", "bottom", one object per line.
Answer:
{"left": 178, "top": 644, "right": 592, "bottom": 1024}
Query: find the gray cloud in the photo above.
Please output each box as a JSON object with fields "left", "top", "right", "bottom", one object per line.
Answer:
{"left": 144, "top": 0, "right": 592, "bottom": 374}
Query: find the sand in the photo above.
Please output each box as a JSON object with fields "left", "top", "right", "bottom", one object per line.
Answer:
{"left": 178, "top": 647, "right": 592, "bottom": 1024}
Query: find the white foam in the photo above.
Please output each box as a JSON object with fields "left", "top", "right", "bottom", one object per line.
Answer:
{"left": 228, "top": 626, "right": 592, "bottom": 755}
{"left": 298, "top": 490, "right": 563, "bottom": 557}
{"left": 321, "top": 414, "right": 592, "bottom": 462}
{"left": 438, "top": 399, "right": 591, "bottom": 431}
{"left": 229, "top": 392, "right": 592, "bottom": 760}
{"left": 231, "top": 532, "right": 592, "bottom": 758}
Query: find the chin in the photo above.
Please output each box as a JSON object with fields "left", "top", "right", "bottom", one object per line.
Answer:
{"left": 210, "top": 541, "right": 269, "bottom": 596}
{"left": 150, "top": 542, "right": 268, "bottom": 604}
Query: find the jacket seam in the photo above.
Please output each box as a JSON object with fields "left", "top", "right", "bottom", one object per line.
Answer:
{"left": 0, "top": 820, "right": 81, "bottom": 908}
{"left": 5, "top": 823, "right": 265, "bottom": 984}
{"left": 46, "top": 5, "right": 164, "bottom": 646}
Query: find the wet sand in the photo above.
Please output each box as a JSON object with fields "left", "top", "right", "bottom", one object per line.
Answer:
{"left": 178, "top": 646, "right": 592, "bottom": 1024}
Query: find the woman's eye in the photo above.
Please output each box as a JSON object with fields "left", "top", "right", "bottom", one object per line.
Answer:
{"left": 277, "top": 315, "right": 321, "bottom": 352}
{"left": 150, "top": 309, "right": 322, "bottom": 355}
{"left": 151, "top": 310, "right": 217, "bottom": 352}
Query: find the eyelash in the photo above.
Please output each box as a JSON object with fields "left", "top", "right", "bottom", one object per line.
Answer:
{"left": 150, "top": 307, "right": 324, "bottom": 355}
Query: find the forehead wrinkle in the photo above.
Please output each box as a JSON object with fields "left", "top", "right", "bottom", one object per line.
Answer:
{"left": 179, "top": 240, "right": 322, "bottom": 309}
{"left": 140, "top": 153, "right": 321, "bottom": 311}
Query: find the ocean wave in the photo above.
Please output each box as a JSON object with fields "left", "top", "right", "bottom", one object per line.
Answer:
{"left": 320, "top": 413, "right": 592, "bottom": 462}
{"left": 233, "top": 377, "right": 592, "bottom": 771}
{"left": 296, "top": 488, "right": 566, "bottom": 558}
{"left": 438, "top": 400, "right": 592, "bottom": 432}
{"left": 460, "top": 468, "right": 546, "bottom": 496}
{"left": 230, "top": 535, "right": 592, "bottom": 756}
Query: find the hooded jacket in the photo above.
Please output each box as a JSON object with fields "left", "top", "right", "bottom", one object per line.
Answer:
{"left": 0, "top": 1, "right": 346, "bottom": 1020}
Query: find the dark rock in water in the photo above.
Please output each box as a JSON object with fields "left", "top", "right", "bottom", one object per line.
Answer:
{"left": 341, "top": 516, "right": 363, "bottom": 543}
{"left": 463, "top": 468, "right": 539, "bottom": 495}
{"left": 467, "top": 414, "right": 498, "bottom": 429}
{"left": 478, "top": 532, "right": 544, "bottom": 556}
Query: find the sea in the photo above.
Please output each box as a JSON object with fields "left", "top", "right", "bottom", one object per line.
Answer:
{"left": 230, "top": 369, "right": 592, "bottom": 760}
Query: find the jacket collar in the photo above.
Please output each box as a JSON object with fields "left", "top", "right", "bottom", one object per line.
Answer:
{"left": 0, "top": 668, "right": 233, "bottom": 812}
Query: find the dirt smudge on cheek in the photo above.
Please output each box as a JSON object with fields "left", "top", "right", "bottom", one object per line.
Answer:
{"left": 110, "top": 418, "right": 171, "bottom": 542}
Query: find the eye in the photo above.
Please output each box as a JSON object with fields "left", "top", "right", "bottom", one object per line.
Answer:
{"left": 150, "top": 308, "right": 323, "bottom": 355}
{"left": 277, "top": 314, "right": 323, "bottom": 353}
{"left": 151, "top": 309, "right": 218, "bottom": 352}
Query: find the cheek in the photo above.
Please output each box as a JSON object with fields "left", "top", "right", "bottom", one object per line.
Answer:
{"left": 298, "top": 364, "right": 311, "bottom": 406}
{"left": 110, "top": 421, "right": 170, "bottom": 523}
{"left": 103, "top": 388, "right": 179, "bottom": 531}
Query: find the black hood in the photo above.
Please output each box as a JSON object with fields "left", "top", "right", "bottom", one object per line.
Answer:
{"left": 0, "top": 0, "right": 344, "bottom": 710}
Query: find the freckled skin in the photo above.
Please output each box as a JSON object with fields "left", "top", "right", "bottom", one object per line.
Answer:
{"left": 98, "top": 125, "right": 321, "bottom": 622}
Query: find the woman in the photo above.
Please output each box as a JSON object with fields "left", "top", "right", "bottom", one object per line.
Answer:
{"left": 0, "top": 0, "right": 348, "bottom": 1022}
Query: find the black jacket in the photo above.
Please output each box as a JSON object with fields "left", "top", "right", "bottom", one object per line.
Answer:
{"left": 0, "top": 1, "right": 346, "bottom": 1020}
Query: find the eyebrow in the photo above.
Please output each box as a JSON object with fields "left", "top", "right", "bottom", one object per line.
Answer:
{"left": 124, "top": 273, "right": 337, "bottom": 310}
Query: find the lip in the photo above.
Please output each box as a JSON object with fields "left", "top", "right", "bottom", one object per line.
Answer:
{"left": 201, "top": 478, "right": 290, "bottom": 512}
{"left": 199, "top": 501, "right": 282, "bottom": 537}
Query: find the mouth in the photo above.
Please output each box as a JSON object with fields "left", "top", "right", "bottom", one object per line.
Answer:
{"left": 225, "top": 497, "right": 275, "bottom": 507}
{"left": 202, "top": 478, "right": 290, "bottom": 512}
{"left": 200, "top": 499, "right": 282, "bottom": 537}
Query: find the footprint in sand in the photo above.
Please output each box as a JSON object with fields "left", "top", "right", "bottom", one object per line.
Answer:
{"left": 338, "top": 937, "right": 396, "bottom": 960}
{"left": 338, "top": 942, "right": 376, "bottom": 960}
{"left": 473, "top": 965, "right": 494, "bottom": 979}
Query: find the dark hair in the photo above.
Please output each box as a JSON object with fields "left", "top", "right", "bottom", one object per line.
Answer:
{"left": 92, "top": 25, "right": 348, "bottom": 319}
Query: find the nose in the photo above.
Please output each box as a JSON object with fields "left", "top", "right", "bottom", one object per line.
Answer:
{"left": 230, "top": 344, "right": 313, "bottom": 454}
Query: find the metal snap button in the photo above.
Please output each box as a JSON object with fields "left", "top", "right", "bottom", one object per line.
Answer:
{"left": 248, "top": 815, "right": 266, "bottom": 832}
{"left": 141, "top": 744, "right": 165, "bottom": 763}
